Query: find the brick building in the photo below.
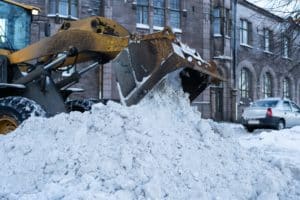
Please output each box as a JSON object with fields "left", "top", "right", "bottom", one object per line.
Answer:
{"left": 11, "top": 0, "right": 300, "bottom": 121}
{"left": 235, "top": 1, "right": 300, "bottom": 120}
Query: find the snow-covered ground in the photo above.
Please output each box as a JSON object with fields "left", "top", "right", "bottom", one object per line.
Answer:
{"left": 0, "top": 83, "right": 299, "bottom": 199}
{"left": 239, "top": 126, "right": 300, "bottom": 195}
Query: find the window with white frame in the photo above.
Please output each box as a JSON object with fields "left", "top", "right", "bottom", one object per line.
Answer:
{"left": 262, "top": 72, "right": 272, "bottom": 98}
{"left": 240, "top": 19, "right": 252, "bottom": 45}
{"left": 136, "top": 0, "right": 149, "bottom": 25}
{"left": 263, "top": 28, "right": 272, "bottom": 52}
{"left": 153, "top": 0, "right": 165, "bottom": 27}
{"left": 224, "top": 8, "right": 231, "bottom": 36}
{"left": 283, "top": 36, "right": 290, "bottom": 58}
{"left": 239, "top": 68, "right": 251, "bottom": 99}
{"left": 283, "top": 77, "right": 291, "bottom": 98}
{"left": 169, "top": 0, "right": 180, "bottom": 28}
{"left": 136, "top": 0, "right": 180, "bottom": 30}
{"left": 213, "top": 8, "right": 221, "bottom": 35}
{"left": 48, "top": 0, "right": 78, "bottom": 18}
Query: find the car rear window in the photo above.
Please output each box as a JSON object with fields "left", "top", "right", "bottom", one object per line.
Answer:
{"left": 252, "top": 100, "right": 278, "bottom": 108}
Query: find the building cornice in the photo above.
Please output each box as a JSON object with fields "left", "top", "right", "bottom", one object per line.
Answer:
{"left": 238, "top": 0, "right": 285, "bottom": 22}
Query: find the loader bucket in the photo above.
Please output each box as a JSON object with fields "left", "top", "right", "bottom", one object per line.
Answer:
{"left": 112, "top": 30, "right": 224, "bottom": 106}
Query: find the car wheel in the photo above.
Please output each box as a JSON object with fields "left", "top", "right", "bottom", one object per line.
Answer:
{"left": 276, "top": 120, "right": 285, "bottom": 130}
{"left": 245, "top": 126, "right": 254, "bottom": 133}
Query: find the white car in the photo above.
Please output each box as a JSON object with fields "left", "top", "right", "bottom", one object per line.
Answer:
{"left": 241, "top": 98, "right": 300, "bottom": 132}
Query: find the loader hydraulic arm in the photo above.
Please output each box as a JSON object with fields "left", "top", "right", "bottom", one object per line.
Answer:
{"left": 8, "top": 16, "right": 131, "bottom": 66}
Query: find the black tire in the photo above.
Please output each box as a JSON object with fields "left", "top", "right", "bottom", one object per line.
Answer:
{"left": 245, "top": 126, "right": 255, "bottom": 133}
{"left": 65, "top": 99, "right": 97, "bottom": 113}
{"left": 276, "top": 119, "right": 285, "bottom": 130}
{"left": 0, "top": 96, "right": 46, "bottom": 134}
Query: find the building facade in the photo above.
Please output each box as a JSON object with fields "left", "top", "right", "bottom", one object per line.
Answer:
{"left": 235, "top": 1, "right": 300, "bottom": 120}
{"left": 11, "top": 0, "right": 300, "bottom": 121}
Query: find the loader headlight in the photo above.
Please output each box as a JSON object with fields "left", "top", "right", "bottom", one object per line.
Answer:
{"left": 32, "top": 9, "right": 39, "bottom": 16}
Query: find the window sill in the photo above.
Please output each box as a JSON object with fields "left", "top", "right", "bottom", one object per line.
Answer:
{"left": 192, "top": 101, "right": 210, "bottom": 105}
{"left": 213, "top": 34, "right": 231, "bottom": 39}
{"left": 282, "top": 56, "right": 292, "bottom": 61}
{"left": 240, "top": 43, "right": 253, "bottom": 49}
{"left": 136, "top": 24, "right": 182, "bottom": 34}
{"left": 213, "top": 55, "right": 232, "bottom": 60}
{"left": 263, "top": 50, "right": 273, "bottom": 55}
{"left": 213, "top": 33, "right": 222, "bottom": 37}
{"left": 136, "top": 23, "right": 150, "bottom": 29}
{"left": 172, "top": 27, "right": 182, "bottom": 34}
{"left": 47, "top": 14, "right": 78, "bottom": 20}
{"left": 153, "top": 26, "right": 164, "bottom": 31}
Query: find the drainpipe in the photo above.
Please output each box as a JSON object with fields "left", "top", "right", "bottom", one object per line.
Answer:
{"left": 149, "top": 0, "right": 153, "bottom": 33}
{"left": 231, "top": 0, "right": 238, "bottom": 121}
{"left": 232, "top": 0, "right": 237, "bottom": 88}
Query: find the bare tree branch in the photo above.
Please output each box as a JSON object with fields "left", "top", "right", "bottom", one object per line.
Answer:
{"left": 250, "top": 0, "right": 300, "bottom": 18}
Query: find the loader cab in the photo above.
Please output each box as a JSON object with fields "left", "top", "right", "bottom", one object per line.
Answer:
{"left": 0, "top": 0, "right": 39, "bottom": 52}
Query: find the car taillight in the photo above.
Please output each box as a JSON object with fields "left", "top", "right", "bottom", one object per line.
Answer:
{"left": 266, "top": 108, "right": 272, "bottom": 117}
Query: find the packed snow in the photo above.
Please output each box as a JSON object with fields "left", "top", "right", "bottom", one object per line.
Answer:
{"left": 0, "top": 83, "right": 299, "bottom": 199}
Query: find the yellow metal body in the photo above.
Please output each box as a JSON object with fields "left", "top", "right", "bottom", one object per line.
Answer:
{"left": 8, "top": 16, "right": 131, "bottom": 67}
{"left": 2, "top": 0, "right": 40, "bottom": 12}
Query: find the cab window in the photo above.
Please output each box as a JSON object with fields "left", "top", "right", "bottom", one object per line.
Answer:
{"left": 0, "top": 1, "right": 31, "bottom": 50}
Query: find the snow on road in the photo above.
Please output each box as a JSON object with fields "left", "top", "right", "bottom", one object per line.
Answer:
{"left": 239, "top": 127, "right": 300, "bottom": 195}
{"left": 0, "top": 84, "right": 299, "bottom": 199}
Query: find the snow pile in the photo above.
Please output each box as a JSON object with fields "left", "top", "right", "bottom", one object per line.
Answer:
{"left": 0, "top": 84, "right": 299, "bottom": 199}
{"left": 239, "top": 127, "right": 300, "bottom": 197}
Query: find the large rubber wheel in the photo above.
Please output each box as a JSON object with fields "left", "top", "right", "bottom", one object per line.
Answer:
{"left": 276, "top": 119, "right": 285, "bottom": 130}
{"left": 0, "top": 96, "right": 45, "bottom": 135}
{"left": 65, "top": 99, "right": 97, "bottom": 113}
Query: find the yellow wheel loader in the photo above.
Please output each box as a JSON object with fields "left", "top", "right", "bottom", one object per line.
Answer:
{"left": 0, "top": 0, "right": 223, "bottom": 134}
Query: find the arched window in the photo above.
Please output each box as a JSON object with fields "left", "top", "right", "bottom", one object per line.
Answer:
{"left": 283, "top": 77, "right": 291, "bottom": 99}
{"left": 262, "top": 72, "right": 272, "bottom": 98}
{"left": 239, "top": 68, "right": 251, "bottom": 99}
